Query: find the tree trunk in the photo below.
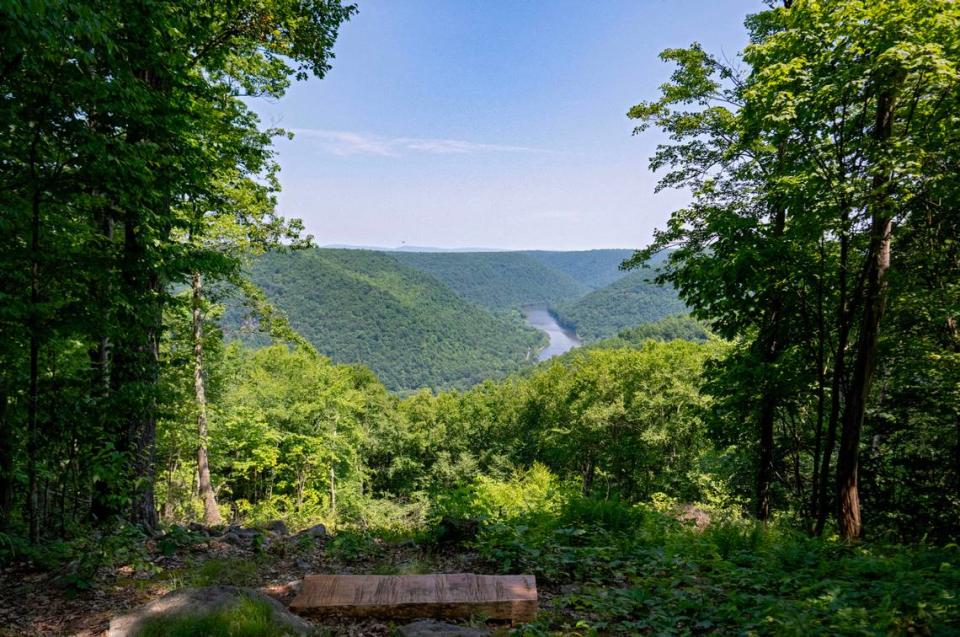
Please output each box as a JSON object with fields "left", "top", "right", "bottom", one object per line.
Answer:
{"left": 756, "top": 142, "right": 788, "bottom": 522}
{"left": 582, "top": 457, "right": 596, "bottom": 497}
{"left": 88, "top": 214, "right": 118, "bottom": 523}
{"left": 814, "top": 229, "right": 850, "bottom": 536}
{"left": 27, "top": 180, "right": 41, "bottom": 544}
{"left": 116, "top": 217, "right": 159, "bottom": 532}
{"left": 0, "top": 391, "right": 12, "bottom": 530}
{"left": 836, "top": 88, "right": 896, "bottom": 540}
{"left": 809, "top": 239, "right": 827, "bottom": 524}
{"left": 329, "top": 465, "right": 336, "bottom": 515}
{"left": 192, "top": 272, "right": 222, "bottom": 526}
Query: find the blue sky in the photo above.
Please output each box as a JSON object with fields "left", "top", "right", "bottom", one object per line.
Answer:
{"left": 253, "top": 0, "right": 761, "bottom": 250}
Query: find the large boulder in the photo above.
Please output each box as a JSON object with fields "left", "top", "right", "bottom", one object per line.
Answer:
{"left": 107, "top": 586, "right": 313, "bottom": 637}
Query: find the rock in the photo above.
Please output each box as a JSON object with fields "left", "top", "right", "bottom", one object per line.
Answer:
{"left": 264, "top": 519, "right": 289, "bottom": 536}
{"left": 294, "top": 558, "right": 312, "bottom": 570}
{"left": 304, "top": 523, "right": 327, "bottom": 538}
{"left": 187, "top": 522, "right": 209, "bottom": 535}
{"left": 108, "top": 586, "right": 314, "bottom": 637}
{"left": 221, "top": 531, "right": 244, "bottom": 545}
{"left": 397, "top": 619, "right": 491, "bottom": 637}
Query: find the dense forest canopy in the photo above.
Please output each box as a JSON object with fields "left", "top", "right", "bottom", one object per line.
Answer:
{"left": 391, "top": 251, "right": 591, "bottom": 311}
{"left": 552, "top": 269, "right": 688, "bottom": 341}
{"left": 221, "top": 247, "right": 686, "bottom": 389}
{"left": 1, "top": 1, "right": 958, "bottom": 635}
{"left": 222, "top": 248, "right": 548, "bottom": 391}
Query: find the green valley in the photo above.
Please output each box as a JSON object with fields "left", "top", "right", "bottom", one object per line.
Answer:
{"left": 553, "top": 269, "right": 687, "bottom": 341}
{"left": 224, "top": 248, "right": 686, "bottom": 391}
{"left": 224, "top": 249, "right": 547, "bottom": 391}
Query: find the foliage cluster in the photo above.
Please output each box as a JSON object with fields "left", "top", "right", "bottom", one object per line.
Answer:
{"left": 473, "top": 495, "right": 960, "bottom": 636}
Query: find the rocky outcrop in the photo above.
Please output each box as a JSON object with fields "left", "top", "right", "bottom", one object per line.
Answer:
{"left": 107, "top": 586, "right": 314, "bottom": 637}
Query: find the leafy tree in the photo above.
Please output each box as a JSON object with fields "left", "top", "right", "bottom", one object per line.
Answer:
{"left": 0, "top": 0, "right": 354, "bottom": 536}
{"left": 627, "top": 0, "right": 960, "bottom": 537}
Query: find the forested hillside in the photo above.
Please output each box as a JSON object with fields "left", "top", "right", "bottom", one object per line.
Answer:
{"left": 523, "top": 249, "right": 635, "bottom": 289}
{"left": 592, "top": 315, "right": 712, "bottom": 347}
{"left": 391, "top": 251, "right": 589, "bottom": 311}
{"left": 223, "top": 248, "right": 688, "bottom": 388}
{"left": 225, "top": 249, "right": 545, "bottom": 391}
{"left": 553, "top": 269, "right": 686, "bottom": 340}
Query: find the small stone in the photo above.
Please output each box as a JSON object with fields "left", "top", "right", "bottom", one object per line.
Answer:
{"left": 397, "top": 619, "right": 490, "bottom": 637}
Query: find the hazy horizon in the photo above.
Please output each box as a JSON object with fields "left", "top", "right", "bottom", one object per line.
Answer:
{"left": 321, "top": 243, "right": 638, "bottom": 253}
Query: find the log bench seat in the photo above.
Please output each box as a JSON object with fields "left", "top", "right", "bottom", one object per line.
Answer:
{"left": 289, "top": 573, "right": 538, "bottom": 623}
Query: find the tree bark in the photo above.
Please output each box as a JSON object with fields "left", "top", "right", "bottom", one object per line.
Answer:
{"left": 192, "top": 272, "right": 222, "bottom": 526}
{"left": 329, "top": 465, "right": 336, "bottom": 515}
{"left": 116, "top": 216, "right": 159, "bottom": 532}
{"left": 814, "top": 230, "right": 850, "bottom": 536}
{"left": 756, "top": 142, "right": 788, "bottom": 522}
{"left": 0, "top": 392, "right": 12, "bottom": 531}
{"left": 809, "top": 240, "right": 827, "bottom": 524}
{"left": 27, "top": 174, "right": 41, "bottom": 544}
{"left": 836, "top": 88, "right": 897, "bottom": 540}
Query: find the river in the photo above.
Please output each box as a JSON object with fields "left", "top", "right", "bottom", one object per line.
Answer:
{"left": 523, "top": 305, "right": 582, "bottom": 361}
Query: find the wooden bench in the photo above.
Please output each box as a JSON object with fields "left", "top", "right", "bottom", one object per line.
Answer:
{"left": 289, "top": 573, "right": 538, "bottom": 623}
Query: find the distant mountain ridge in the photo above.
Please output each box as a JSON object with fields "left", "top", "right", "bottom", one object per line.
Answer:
{"left": 522, "top": 249, "right": 636, "bottom": 289}
{"left": 223, "top": 249, "right": 546, "bottom": 391}
{"left": 392, "top": 251, "right": 590, "bottom": 311}
{"left": 224, "top": 247, "right": 684, "bottom": 391}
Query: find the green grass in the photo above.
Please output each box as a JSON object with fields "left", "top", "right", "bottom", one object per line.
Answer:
{"left": 152, "top": 557, "right": 262, "bottom": 590}
{"left": 135, "top": 596, "right": 301, "bottom": 637}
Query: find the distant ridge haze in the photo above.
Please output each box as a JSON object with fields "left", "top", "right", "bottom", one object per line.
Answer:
{"left": 323, "top": 244, "right": 640, "bottom": 254}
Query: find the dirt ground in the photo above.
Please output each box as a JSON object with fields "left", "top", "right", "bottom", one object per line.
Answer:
{"left": 0, "top": 530, "right": 547, "bottom": 636}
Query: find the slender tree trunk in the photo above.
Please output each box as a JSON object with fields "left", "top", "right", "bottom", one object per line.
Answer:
{"left": 27, "top": 180, "right": 41, "bottom": 544}
{"left": 0, "top": 391, "right": 11, "bottom": 530}
{"left": 192, "top": 272, "right": 222, "bottom": 525}
{"left": 756, "top": 142, "right": 788, "bottom": 522}
{"left": 582, "top": 457, "right": 596, "bottom": 497}
{"left": 809, "top": 240, "right": 827, "bottom": 525}
{"left": 836, "top": 89, "right": 896, "bottom": 540}
{"left": 814, "top": 229, "right": 850, "bottom": 536}
{"left": 329, "top": 466, "right": 336, "bottom": 515}
{"left": 756, "top": 388, "right": 777, "bottom": 521}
